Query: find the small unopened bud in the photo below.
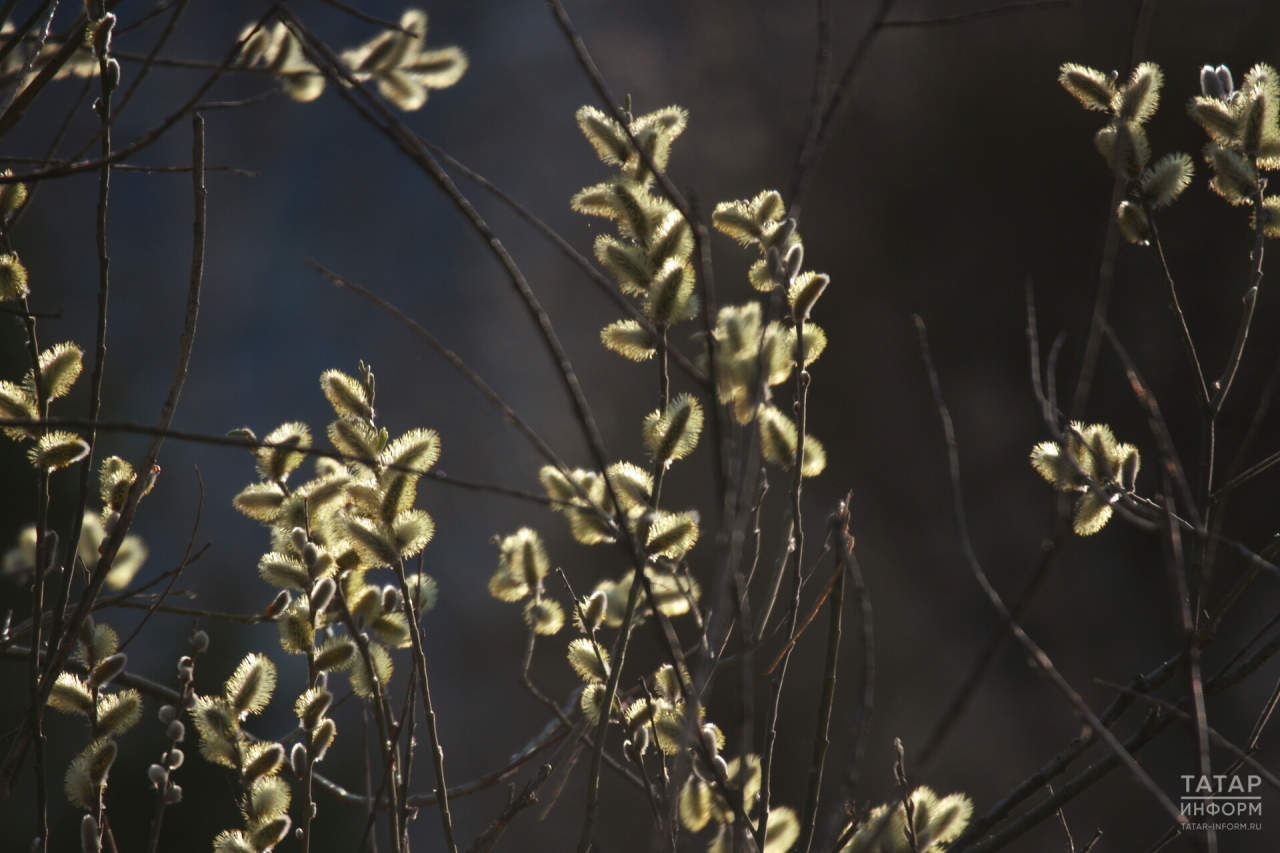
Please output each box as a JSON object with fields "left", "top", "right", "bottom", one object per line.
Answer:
{"left": 102, "top": 59, "right": 120, "bottom": 94}
{"left": 291, "top": 527, "right": 309, "bottom": 553}
{"left": 631, "top": 724, "right": 649, "bottom": 755}
{"left": 80, "top": 814, "right": 101, "bottom": 853}
{"left": 90, "top": 653, "right": 127, "bottom": 688}
{"left": 783, "top": 243, "right": 804, "bottom": 284}
{"left": 147, "top": 763, "right": 167, "bottom": 787}
{"left": 166, "top": 719, "right": 185, "bottom": 742}
{"left": 164, "top": 747, "right": 184, "bottom": 769}
{"left": 163, "top": 782, "right": 183, "bottom": 804}
{"left": 290, "top": 742, "right": 307, "bottom": 776}
{"left": 313, "top": 671, "right": 327, "bottom": 690}
{"left": 381, "top": 586, "right": 401, "bottom": 613}
{"left": 302, "top": 542, "right": 320, "bottom": 572}
{"left": 1120, "top": 450, "right": 1140, "bottom": 493}
{"left": 92, "top": 14, "right": 116, "bottom": 58}
{"left": 190, "top": 629, "right": 209, "bottom": 654}
{"left": 137, "top": 464, "right": 160, "bottom": 497}
{"left": 700, "top": 724, "right": 720, "bottom": 759}
{"left": 584, "top": 591, "right": 607, "bottom": 632}
{"left": 93, "top": 97, "right": 105, "bottom": 117}
{"left": 182, "top": 691, "right": 197, "bottom": 710}
{"left": 177, "top": 656, "right": 194, "bottom": 683}
{"left": 310, "top": 578, "right": 335, "bottom": 615}
{"left": 710, "top": 754, "right": 730, "bottom": 783}
{"left": 158, "top": 704, "right": 176, "bottom": 724}
{"left": 267, "top": 590, "right": 291, "bottom": 618}
{"left": 1201, "top": 65, "right": 1225, "bottom": 99}
{"left": 1217, "top": 66, "right": 1235, "bottom": 100}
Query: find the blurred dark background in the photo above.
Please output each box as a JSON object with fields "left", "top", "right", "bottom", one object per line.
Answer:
{"left": 2, "top": 0, "right": 1280, "bottom": 850}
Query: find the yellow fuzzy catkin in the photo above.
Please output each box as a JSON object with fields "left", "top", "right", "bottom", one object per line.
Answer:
{"left": 225, "top": 653, "right": 276, "bottom": 717}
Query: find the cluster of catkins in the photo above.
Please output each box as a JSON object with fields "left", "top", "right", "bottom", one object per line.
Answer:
{"left": 1060, "top": 61, "right": 1280, "bottom": 243}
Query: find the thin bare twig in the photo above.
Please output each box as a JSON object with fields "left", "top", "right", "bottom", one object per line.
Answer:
{"left": 314, "top": 0, "right": 419, "bottom": 34}
{"left": 798, "top": 500, "right": 851, "bottom": 853}
{"left": 880, "top": 0, "right": 1074, "bottom": 28}
{"left": 914, "top": 315, "right": 1185, "bottom": 826}
{"left": 463, "top": 765, "right": 553, "bottom": 853}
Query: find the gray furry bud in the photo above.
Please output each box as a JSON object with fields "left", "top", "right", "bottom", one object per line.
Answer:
{"left": 291, "top": 742, "right": 307, "bottom": 776}
{"left": 90, "top": 653, "right": 127, "bottom": 688}
{"left": 80, "top": 815, "right": 101, "bottom": 853}
{"left": 103, "top": 59, "right": 120, "bottom": 94}
{"left": 291, "top": 527, "right": 309, "bottom": 553}
{"left": 700, "top": 724, "right": 720, "bottom": 759}
{"left": 631, "top": 724, "right": 649, "bottom": 755}
{"left": 1120, "top": 450, "right": 1140, "bottom": 493}
{"left": 270, "top": 590, "right": 291, "bottom": 615}
{"left": 164, "top": 748, "right": 184, "bottom": 769}
{"left": 190, "top": 629, "right": 209, "bottom": 654}
{"left": 1217, "top": 65, "right": 1234, "bottom": 99}
{"left": 783, "top": 243, "right": 804, "bottom": 284}
{"left": 310, "top": 577, "right": 335, "bottom": 615}
{"left": 381, "top": 586, "right": 401, "bottom": 614}
{"left": 163, "top": 783, "right": 182, "bottom": 804}
{"left": 1201, "top": 65, "right": 1224, "bottom": 99}
{"left": 147, "top": 763, "right": 167, "bottom": 787}
{"left": 158, "top": 704, "right": 176, "bottom": 724}
{"left": 166, "top": 719, "right": 185, "bottom": 742}
{"left": 92, "top": 14, "right": 116, "bottom": 59}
